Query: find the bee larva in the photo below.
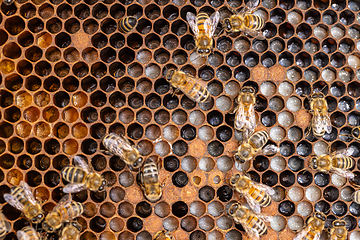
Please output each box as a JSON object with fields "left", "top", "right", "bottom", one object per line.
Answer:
{"left": 17, "top": 226, "right": 40, "bottom": 240}
{"left": 223, "top": 0, "right": 264, "bottom": 37}
{"left": 165, "top": 69, "right": 210, "bottom": 103}
{"left": 230, "top": 172, "right": 275, "bottom": 213}
{"left": 118, "top": 16, "right": 137, "bottom": 33}
{"left": 294, "top": 212, "right": 326, "bottom": 240}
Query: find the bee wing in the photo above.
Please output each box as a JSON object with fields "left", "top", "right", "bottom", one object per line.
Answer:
{"left": 314, "top": 232, "right": 321, "bottom": 240}
{"left": 20, "top": 181, "right": 37, "bottom": 206}
{"left": 253, "top": 182, "right": 275, "bottom": 195}
{"left": 73, "top": 156, "right": 92, "bottom": 173}
{"left": 186, "top": 12, "right": 199, "bottom": 36}
{"left": 205, "top": 11, "right": 220, "bottom": 37}
{"left": 0, "top": 213, "right": 11, "bottom": 233}
{"left": 105, "top": 135, "right": 134, "bottom": 160}
{"left": 17, "top": 230, "right": 31, "bottom": 240}
{"left": 332, "top": 168, "right": 355, "bottom": 179}
{"left": 4, "top": 193, "right": 24, "bottom": 211}
{"left": 262, "top": 144, "right": 279, "bottom": 156}
{"left": 244, "top": 194, "right": 261, "bottom": 214}
{"left": 294, "top": 228, "right": 309, "bottom": 240}
{"left": 53, "top": 194, "right": 71, "bottom": 212}
{"left": 323, "top": 114, "right": 332, "bottom": 134}
{"left": 332, "top": 148, "right": 354, "bottom": 157}
{"left": 234, "top": 102, "right": 256, "bottom": 135}
{"left": 63, "top": 183, "right": 88, "bottom": 194}
{"left": 243, "top": 28, "right": 264, "bottom": 38}
{"left": 241, "top": 221, "right": 260, "bottom": 240}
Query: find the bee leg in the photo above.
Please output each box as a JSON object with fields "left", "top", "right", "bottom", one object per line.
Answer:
{"left": 171, "top": 88, "right": 180, "bottom": 97}
{"left": 100, "top": 150, "right": 114, "bottom": 155}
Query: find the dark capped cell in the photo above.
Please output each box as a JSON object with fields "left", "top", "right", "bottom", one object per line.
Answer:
{"left": 280, "top": 141, "right": 295, "bottom": 157}
{"left": 207, "top": 141, "right": 224, "bottom": 157}
{"left": 314, "top": 172, "right": 330, "bottom": 187}
{"left": 181, "top": 125, "right": 196, "bottom": 141}
{"left": 332, "top": 201, "right": 347, "bottom": 216}
{"left": 136, "top": 201, "right": 152, "bottom": 218}
{"left": 262, "top": 170, "right": 278, "bottom": 186}
{"left": 199, "top": 186, "right": 215, "bottom": 202}
{"left": 287, "top": 38, "right": 303, "bottom": 53}
{"left": 288, "top": 156, "right": 304, "bottom": 172}
{"left": 342, "top": 215, "right": 357, "bottom": 231}
{"left": 350, "top": 202, "right": 360, "bottom": 217}
{"left": 216, "top": 125, "right": 232, "bottom": 142}
{"left": 315, "top": 200, "right": 330, "bottom": 215}
{"left": 296, "top": 141, "right": 312, "bottom": 157}
{"left": 217, "top": 185, "right": 232, "bottom": 202}
{"left": 172, "top": 140, "right": 188, "bottom": 156}
{"left": 126, "top": 217, "right": 143, "bottom": 232}
{"left": 272, "top": 186, "right": 286, "bottom": 202}
{"left": 323, "top": 186, "right": 339, "bottom": 202}
{"left": 297, "top": 170, "right": 313, "bottom": 186}
{"left": 253, "top": 156, "right": 269, "bottom": 172}
{"left": 261, "top": 111, "right": 276, "bottom": 127}
{"left": 270, "top": 8, "right": 285, "bottom": 24}
{"left": 172, "top": 201, "right": 188, "bottom": 217}
{"left": 279, "top": 170, "right": 295, "bottom": 187}
{"left": 172, "top": 171, "right": 188, "bottom": 188}
{"left": 278, "top": 201, "right": 295, "bottom": 216}
{"left": 243, "top": 52, "right": 259, "bottom": 67}
{"left": 164, "top": 156, "right": 179, "bottom": 172}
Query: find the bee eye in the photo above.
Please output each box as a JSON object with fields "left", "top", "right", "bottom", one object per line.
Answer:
{"left": 38, "top": 214, "right": 43, "bottom": 219}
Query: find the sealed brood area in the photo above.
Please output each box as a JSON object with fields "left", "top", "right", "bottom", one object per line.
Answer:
{"left": 1, "top": 0, "right": 360, "bottom": 239}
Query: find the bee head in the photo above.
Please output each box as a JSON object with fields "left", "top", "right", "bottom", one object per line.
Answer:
{"left": 311, "top": 92, "right": 325, "bottom": 99}
{"left": 98, "top": 179, "right": 107, "bottom": 191}
{"left": 314, "top": 211, "right": 326, "bottom": 221}
{"left": 132, "top": 156, "right": 144, "bottom": 169}
{"left": 333, "top": 219, "right": 346, "bottom": 227}
{"left": 197, "top": 48, "right": 211, "bottom": 56}
{"left": 223, "top": 18, "right": 232, "bottom": 31}
{"left": 230, "top": 174, "right": 240, "bottom": 186}
{"left": 234, "top": 153, "right": 245, "bottom": 163}
{"left": 309, "top": 157, "right": 318, "bottom": 169}
{"left": 165, "top": 69, "right": 175, "bottom": 82}
{"left": 228, "top": 203, "right": 240, "bottom": 216}
{"left": 42, "top": 222, "right": 54, "bottom": 233}
{"left": 242, "top": 86, "right": 255, "bottom": 93}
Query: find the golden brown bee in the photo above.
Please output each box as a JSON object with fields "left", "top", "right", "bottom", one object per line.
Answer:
{"left": 230, "top": 172, "right": 275, "bottom": 213}
{"left": 234, "top": 130, "right": 270, "bottom": 163}
{"left": 102, "top": 133, "right": 145, "bottom": 170}
{"left": 187, "top": 11, "right": 220, "bottom": 57}
{"left": 223, "top": 0, "right": 264, "bottom": 36}
{"left": 62, "top": 155, "right": 106, "bottom": 193}
{"left": 17, "top": 226, "right": 40, "bottom": 240}
{"left": 42, "top": 195, "right": 84, "bottom": 233}
{"left": 294, "top": 212, "right": 326, "bottom": 240}
{"left": 0, "top": 213, "right": 10, "bottom": 239}
{"left": 165, "top": 69, "right": 210, "bottom": 103}
{"left": 118, "top": 16, "right": 137, "bottom": 33}
{"left": 352, "top": 190, "right": 360, "bottom": 204}
{"left": 138, "top": 157, "right": 163, "bottom": 203}
{"left": 4, "top": 181, "right": 44, "bottom": 224}
{"left": 154, "top": 231, "right": 175, "bottom": 240}
{"left": 233, "top": 86, "right": 256, "bottom": 140}
{"left": 59, "top": 222, "right": 81, "bottom": 240}
{"left": 329, "top": 219, "right": 347, "bottom": 240}
{"left": 309, "top": 149, "right": 355, "bottom": 179}
{"left": 308, "top": 92, "right": 332, "bottom": 138}
{"left": 228, "top": 203, "right": 272, "bottom": 240}
{"left": 341, "top": 126, "right": 360, "bottom": 142}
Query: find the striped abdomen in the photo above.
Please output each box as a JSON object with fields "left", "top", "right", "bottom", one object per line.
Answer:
{"left": 181, "top": 77, "right": 210, "bottom": 103}
{"left": 244, "top": 14, "right": 264, "bottom": 30}
{"left": 332, "top": 155, "right": 354, "bottom": 169}
{"left": 118, "top": 16, "right": 137, "bottom": 33}
{"left": 301, "top": 226, "right": 319, "bottom": 240}
{"left": 11, "top": 186, "right": 28, "bottom": 206}
{"left": 0, "top": 218, "right": 7, "bottom": 239}
{"left": 352, "top": 190, "right": 360, "bottom": 204}
{"left": 19, "top": 226, "right": 39, "bottom": 240}
{"left": 142, "top": 160, "right": 159, "bottom": 184}
{"left": 246, "top": 214, "right": 267, "bottom": 236}
{"left": 62, "top": 167, "right": 86, "bottom": 184}
{"left": 248, "top": 187, "right": 271, "bottom": 207}
{"left": 249, "top": 130, "right": 269, "bottom": 150}
{"left": 61, "top": 202, "right": 84, "bottom": 220}
{"left": 196, "top": 12, "right": 209, "bottom": 35}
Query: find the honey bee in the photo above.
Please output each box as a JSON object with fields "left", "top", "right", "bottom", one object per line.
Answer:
{"left": 118, "top": 16, "right": 137, "bottom": 33}
{"left": 230, "top": 172, "right": 275, "bottom": 213}
{"left": 233, "top": 86, "right": 256, "bottom": 140}
{"left": 309, "top": 149, "right": 355, "bottom": 179}
{"left": 165, "top": 69, "right": 210, "bottom": 103}
{"left": 351, "top": 190, "right": 360, "bottom": 204}
{"left": 62, "top": 155, "right": 106, "bottom": 193}
{"left": 234, "top": 130, "right": 270, "bottom": 163}
{"left": 138, "top": 157, "right": 163, "bottom": 202}
{"left": 340, "top": 126, "right": 360, "bottom": 142}
{"left": 0, "top": 213, "right": 10, "bottom": 239}
{"left": 59, "top": 222, "right": 81, "bottom": 240}
{"left": 307, "top": 92, "right": 332, "bottom": 138}
{"left": 294, "top": 212, "right": 326, "bottom": 240}
{"left": 228, "top": 203, "right": 272, "bottom": 240}
{"left": 223, "top": 0, "right": 264, "bottom": 36}
{"left": 329, "top": 219, "right": 347, "bottom": 240}
{"left": 154, "top": 231, "right": 175, "bottom": 240}
{"left": 42, "top": 195, "right": 84, "bottom": 233}
{"left": 4, "top": 181, "right": 44, "bottom": 224}
{"left": 102, "top": 133, "right": 145, "bottom": 170}
{"left": 17, "top": 226, "right": 41, "bottom": 240}
{"left": 186, "top": 11, "right": 220, "bottom": 57}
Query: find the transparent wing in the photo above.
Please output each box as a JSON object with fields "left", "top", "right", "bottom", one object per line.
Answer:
{"left": 73, "top": 156, "right": 92, "bottom": 173}
{"left": 63, "top": 183, "right": 88, "bottom": 193}
{"left": 239, "top": 0, "right": 260, "bottom": 15}
{"left": 294, "top": 228, "right": 309, "bottom": 240}
{"left": 323, "top": 114, "right": 332, "bottom": 134}
{"left": 0, "top": 213, "right": 11, "bottom": 232}
{"left": 53, "top": 194, "right": 71, "bottom": 212}
{"left": 104, "top": 135, "right": 135, "bottom": 160}
{"left": 20, "top": 181, "right": 36, "bottom": 206}
{"left": 258, "top": 213, "right": 273, "bottom": 222}
{"left": 253, "top": 182, "right": 276, "bottom": 195}
{"left": 314, "top": 232, "right": 321, "bottom": 240}
{"left": 186, "top": 12, "right": 199, "bottom": 36}
{"left": 244, "top": 194, "right": 261, "bottom": 214}
{"left": 17, "top": 230, "right": 30, "bottom": 240}
{"left": 332, "top": 148, "right": 354, "bottom": 157}
{"left": 262, "top": 144, "right": 279, "bottom": 156}
{"left": 243, "top": 28, "right": 262, "bottom": 38}
{"left": 241, "top": 220, "right": 260, "bottom": 240}
{"left": 205, "top": 11, "right": 220, "bottom": 37}
{"left": 312, "top": 114, "right": 325, "bottom": 136}
{"left": 332, "top": 168, "right": 355, "bottom": 179}
{"left": 4, "top": 193, "right": 24, "bottom": 211}
{"left": 234, "top": 102, "right": 256, "bottom": 136}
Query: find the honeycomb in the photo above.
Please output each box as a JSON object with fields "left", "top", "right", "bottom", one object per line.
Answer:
{"left": 1, "top": 0, "right": 360, "bottom": 239}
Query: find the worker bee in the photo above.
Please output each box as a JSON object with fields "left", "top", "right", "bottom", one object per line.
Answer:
{"left": 233, "top": 86, "right": 256, "bottom": 140}
{"left": 0, "top": 213, "right": 10, "bottom": 239}
{"left": 294, "top": 212, "right": 326, "bottom": 240}
{"left": 165, "top": 69, "right": 210, "bottom": 103}
{"left": 17, "top": 226, "right": 40, "bottom": 240}
{"left": 352, "top": 190, "right": 360, "bottom": 204}
{"left": 118, "top": 16, "right": 137, "bottom": 33}
{"left": 186, "top": 11, "right": 220, "bottom": 57}
{"left": 234, "top": 130, "right": 271, "bottom": 163}
{"left": 340, "top": 126, "right": 360, "bottom": 142}
{"left": 223, "top": 0, "right": 264, "bottom": 37}
{"left": 138, "top": 157, "right": 163, "bottom": 202}
{"left": 102, "top": 133, "right": 145, "bottom": 170}
{"left": 154, "top": 231, "right": 175, "bottom": 240}
{"left": 309, "top": 149, "right": 355, "bottom": 179}
{"left": 230, "top": 172, "right": 275, "bottom": 213}
{"left": 4, "top": 181, "right": 44, "bottom": 224}
{"left": 62, "top": 155, "right": 106, "bottom": 193}
{"left": 329, "top": 219, "right": 347, "bottom": 240}
{"left": 42, "top": 195, "right": 84, "bottom": 233}
{"left": 59, "top": 222, "right": 81, "bottom": 240}
{"left": 307, "top": 92, "right": 332, "bottom": 138}
{"left": 228, "top": 203, "right": 272, "bottom": 240}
